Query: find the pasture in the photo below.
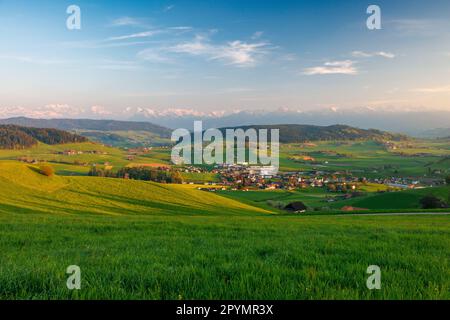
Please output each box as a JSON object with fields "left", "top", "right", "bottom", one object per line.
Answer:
{"left": 0, "top": 162, "right": 449, "bottom": 299}
{"left": 0, "top": 137, "right": 449, "bottom": 300}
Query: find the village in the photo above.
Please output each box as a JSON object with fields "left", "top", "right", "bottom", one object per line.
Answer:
{"left": 184, "top": 163, "right": 437, "bottom": 192}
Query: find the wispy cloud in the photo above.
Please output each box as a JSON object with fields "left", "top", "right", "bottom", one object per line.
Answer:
{"left": 389, "top": 19, "right": 449, "bottom": 36}
{"left": 303, "top": 60, "right": 358, "bottom": 75}
{"left": 111, "top": 17, "right": 144, "bottom": 27}
{"left": 168, "top": 35, "right": 271, "bottom": 67}
{"left": 413, "top": 85, "right": 450, "bottom": 93}
{"left": 0, "top": 104, "right": 118, "bottom": 119}
{"left": 90, "top": 105, "right": 112, "bottom": 115}
{"left": 164, "top": 5, "right": 175, "bottom": 12}
{"left": 96, "top": 59, "right": 141, "bottom": 70}
{"left": 279, "top": 53, "right": 297, "bottom": 62}
{"left": 107, "top": 30, "right": 162, "bottom": 41}
{"left": 351, "top": 51, "right": 396, "bottom": 59}
{"left": 0, "top": 55, "right": 70, "bottom": 65}
{"left": 62, "top": 40, "right": 153, "bottom": 49}
{"left": 137, "top": 48, "right": 172, "bottom": 63}
{"left": 169, "top": 26, "right": 193, "bottom": 31}
{"left": 251, "top": 31, "right": 264, "bottom": 40}
{"left": 0, "top": 104, "right": 84, "bottom": 119}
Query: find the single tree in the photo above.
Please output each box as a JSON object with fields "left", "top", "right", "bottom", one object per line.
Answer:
{"left": 284, "top": 201, "right": 308, "bottom": 213}
{"left": 171, "top": 171, "right": 184, "bottom": 184}
{"left": 39, "top": 165, "right": 54, "bottom": 177}
{"left": 420, "top": 195, "right": 448, "bottom": 209}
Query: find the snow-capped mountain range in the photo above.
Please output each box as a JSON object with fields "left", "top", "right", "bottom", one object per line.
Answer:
{"left": 1, "top": 105, "right": 449, "bottom": 136}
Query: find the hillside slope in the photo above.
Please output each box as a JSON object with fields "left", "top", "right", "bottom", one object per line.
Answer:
{"left": 331, "top": 186, "right": 450, "bottom": 210}
{"left": 0, "top": 117, "right": 172, "bottom": 138}
{"left": 0, "top": 125, "right": 87, "bottom": 149}
{"left": 0, "top": 162, "right": 269, "bottom": 216}
{"left": 219, "top": 124, "right": 408, "bottom": 143}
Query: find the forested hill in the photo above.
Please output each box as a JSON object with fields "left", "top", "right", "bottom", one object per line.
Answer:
{"left": 0, "top": 125, "right": 88, "bottom": 149}
{"left": 219, "top": 124, "right": 409, "bottom": 143}
{"left": 0, "top": 117, "right": 172, "bottom": 138}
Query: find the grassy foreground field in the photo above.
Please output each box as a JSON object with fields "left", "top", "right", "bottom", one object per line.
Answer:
{"left": 0, "top": 162, "right": 449, "bottom": 299}
{"left": 1, "top": 211, "right": 449, "bottom": 299}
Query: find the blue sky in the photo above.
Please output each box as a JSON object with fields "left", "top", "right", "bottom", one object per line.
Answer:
{"left": 0, "top": 0, "right": 449, "bottom": 118}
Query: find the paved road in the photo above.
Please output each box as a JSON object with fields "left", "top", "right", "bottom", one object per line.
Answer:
{"left": 338, "top": 212, "right": 450, "bottom": 217}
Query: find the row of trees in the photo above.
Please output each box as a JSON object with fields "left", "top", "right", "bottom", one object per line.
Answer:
{"left": 88, "top": 166, "right": 184, "bottom": 184}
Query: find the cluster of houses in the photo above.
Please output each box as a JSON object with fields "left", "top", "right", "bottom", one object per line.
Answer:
{"left": 56, "top": 150, "right": 108, "bottom": 156}
{"left": 124, "top": 147, "right": 152, "bottom": 161}
{"left": 180, "top": 162, "right": 439, "bottom": 191}
{"left": 221, "top": 170, "right": 361, "bottom": 191}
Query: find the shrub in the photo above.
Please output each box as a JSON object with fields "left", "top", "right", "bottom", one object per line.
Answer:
{"left": 284, "top": 201, "right": 308, "bottom": 212}
{"left": 39, "top": 165, "right": 54, "bottom": 177}
{"left": 419, "top": 195, "right": 448, "bottom": 209}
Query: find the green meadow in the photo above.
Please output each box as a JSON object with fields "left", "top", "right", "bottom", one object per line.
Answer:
{"left": 1, "top": 210, "right": 449, "bottom": 300}
{"left": 279, "top": 140, "right": 450, "bottom": 177}
{"left": 0, "top": 142, "right": 172, "bottom": 175}
{"left": 0, "top": 161, "right": 449, "bottom": 299}
{"left": 0, "top": 137, "right": 449, "bottom": 300}
{"left": 219, "top": 186, "right": 450, "bottom": 212}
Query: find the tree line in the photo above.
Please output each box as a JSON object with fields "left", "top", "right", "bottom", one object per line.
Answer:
{"left": 88, "top": 166, "right": 184, "bottom": 184}
{"left": 0, "top": 125, "right": 87, "bottom": 149}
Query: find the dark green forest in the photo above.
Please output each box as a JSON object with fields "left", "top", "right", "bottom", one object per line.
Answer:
{"left": 0, "top": 125, "right": 88, "bottom": 149}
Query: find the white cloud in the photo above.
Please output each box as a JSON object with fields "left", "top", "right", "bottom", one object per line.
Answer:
{"left": 107, "top": 30, "right": 162, "bottom": 41}
{"left": 303, "top": 60, "right": 358, "bottom": 75}
{"left": 212, "top": 41, "right": 269, "bottom": 66}
{"left": 111, "top": 17, "right": 143, "bottom": 27}
{"left": 168, "top": 36, "right": 270, "bottom": 67}
{"left": 90, "top": 106, "right": 112, "bottom": 115}
{"left": 171, "top": 38, "right": 210, "bottom": 56}
{"left": 413, "top": 85, "right": 450, "bottom": 93}
{"left": 169, "top": 26, "right": 193, "bottom": 32}
{"left": 129, "top": 107, "right": 225, "bottom": 118}
{"left": 137, "top": 48, "right": 172, "bottom": 63}
{"left": 0, "top": 104, "right": 84, "bottom": 119}
{"left": 351, "top": 51, "right": 396, "bottom": 59}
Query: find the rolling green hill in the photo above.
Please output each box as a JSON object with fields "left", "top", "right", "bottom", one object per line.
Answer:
{"left": 218, "top": 124, "right": 409, "bottom": 143}
{"left": 334, "top": 187, "right": 450, "bottom": 210}
{"left": 0, "top": 117, "right": 172, "bottom": 147}
{"left": 0, "top": 117, "right": 171, "bottom": 136}
{"left": 0, "top": 162, "right": 448, "bottom": 300}
{"left": 0, "top": 138, "right": 448, "bottom": 299}
{"left": 0, "top": 161, "right": 268, "bottom": 216}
